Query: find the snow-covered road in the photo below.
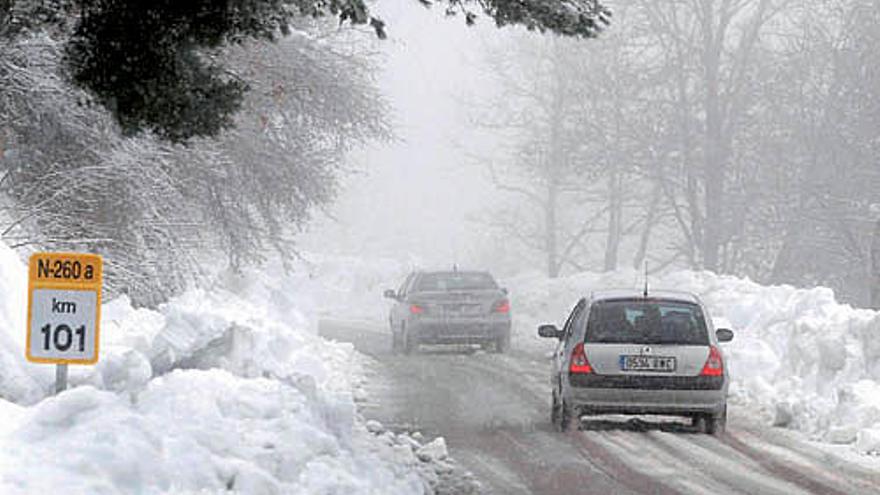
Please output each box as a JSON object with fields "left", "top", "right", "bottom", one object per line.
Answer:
{"left": 320, "top": 319, "right": 880, "bottom": 495}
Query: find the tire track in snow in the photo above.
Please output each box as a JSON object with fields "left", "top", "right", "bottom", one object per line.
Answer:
{"left": 462, "top": 353, "right": 684, "bottom": 495}
{"left": 722, "top": 432, "right": 865, "bottom": 495}
{"left": 569, "top": 431, "right": 686, "bottom": 495}
{"left": 320, "top": 319, "right": 880, "bottom": 495}
{"left": 639, "top": 430, "right": 808, "bottom": 494}
{"left": 477, "top": 346, "right": 880, "bottom": 494}
{"left": 732, "top": 423, "right": 880, "bottom": 491}
{"left": 468, "top": 351, "right": 753, "bottom": 493}
{"left": 587, "top": 428, "right": 752, "bottom": 495}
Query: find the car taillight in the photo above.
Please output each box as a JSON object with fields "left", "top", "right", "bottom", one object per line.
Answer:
{"left": 569, "top": 342, "right": 593, "bottom": 374}
{"left": 492, "top": 299, "right": 510, "bottom": 313}
{"left": 409, "top": 304, "right": 426, "bottom": 315}
{"left": 700, "top": 346, "right": 724, "bottom": 376}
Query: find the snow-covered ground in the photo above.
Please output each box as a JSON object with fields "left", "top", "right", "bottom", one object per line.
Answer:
{"left": 247, "top": 256, "right": 880, "bottom": 456}
{"left": 252, "top": 256, "right": 880, "bottom": 456}
{"left": 2, "top": 242, "right": 879, "bottom": 495}
{"left": 0, "top": 243, "right": 466, "bottom": 494}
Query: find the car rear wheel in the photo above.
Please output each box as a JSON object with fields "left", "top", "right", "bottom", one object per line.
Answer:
{"left": 552, "top": 390, "right": 575, "bottom": 432}
{"left": 391, "top": 330, "right": 401, "bottom": 353}
{"left": 702, "top": 406, "right": 727, "bottom": 435}
{"left": 402, "top": 324, "right": 417, "bottom": 355}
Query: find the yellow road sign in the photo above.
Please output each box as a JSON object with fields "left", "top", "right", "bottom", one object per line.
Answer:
{"left": 26, "top": 252, "right": 103, "bottom": 365}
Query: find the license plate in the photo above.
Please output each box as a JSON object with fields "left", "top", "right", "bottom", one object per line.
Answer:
{"left": 446, "top": 304, "right": 480, "bottom": 316}
{"left": 620, "top": 355, "right": 676, "bottom": 372}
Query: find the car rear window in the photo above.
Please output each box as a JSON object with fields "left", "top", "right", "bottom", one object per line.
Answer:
{"left": 585, "top": 299, "right": 709, "bottom": 345}
{"left": 414, "top": 272, "right": 498, "bottom": 292}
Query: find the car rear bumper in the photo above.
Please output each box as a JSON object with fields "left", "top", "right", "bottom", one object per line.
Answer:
{"left": 409, "top": 319, "right": 510, "bottom": 344}
{"left": 570, "top": 374, "right": 724, "bottom": 390}
{"left": 567, "top": 377, "right": 727, "bottom": 416}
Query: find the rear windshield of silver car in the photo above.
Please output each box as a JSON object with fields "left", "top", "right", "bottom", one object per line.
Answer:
{"left": 585, "top": 299, "right": 709, "bottom": 345}
{"left": 415, "top": 272, "right": 498, "bottom": 292}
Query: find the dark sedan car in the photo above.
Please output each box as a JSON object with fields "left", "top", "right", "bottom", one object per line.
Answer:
{"left": 384, "top": 270, "right": 512, "bottom": 354}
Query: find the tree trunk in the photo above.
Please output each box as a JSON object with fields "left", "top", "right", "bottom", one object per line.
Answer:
{"left": 546, "top": 180, "right": 559, "bottom": 278}
{"left": 700, "top": 4, "right": 725, "bottom": 272}
{"left": 672, "top": 29, "right": 700, "bottom": 269}
{"left": 545, "top": 54, "right": 565, "bottom": 280}
{"left": 633, "top": 185, "right": 661, "bottom": 270}
{"left": 604, "top": 165, "right": 622, "bottom": 271}
{"left": 870, "top": 217, "right": 880, "bottom": 309}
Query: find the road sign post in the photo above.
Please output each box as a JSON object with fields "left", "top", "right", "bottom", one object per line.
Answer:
{"left": 26, "top": 253, "right": 103, "bottom": 394}
{"left": 55, "top": 363, "right": 68, "bottom": 393}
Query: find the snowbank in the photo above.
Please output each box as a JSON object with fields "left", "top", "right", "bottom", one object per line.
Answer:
{"left": 0, "top": 246, "right": 451, "bottom": 494}
{"left": 0, "top": 243, "right": 52, "bottom": 404}
{"left": 504, "top": 268, "right": 880, "bottom": 453}
{"left": 0, "top": 370, "right": 423, "bottom": 494}
{"left": 220, "top": 253, "right": 408, "bottom": 325}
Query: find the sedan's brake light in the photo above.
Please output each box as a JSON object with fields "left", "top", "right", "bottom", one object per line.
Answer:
{"left": 569, "top": 342, "right": 593, "bottom": 374}
{"left": 492, "top": 299, "right": 510, "bottom": 313}
{"left": 409, "top": 304, "right": 426, "bottom": 315}
{"left": 700, "top": 346, "right": 724, "bottom": 376}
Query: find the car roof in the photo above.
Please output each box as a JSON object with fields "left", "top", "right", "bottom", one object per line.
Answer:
{"left": 416, "top": 270, "right": 492, "bottom": 276}
{"left": 588, "top": 289, "right": 701, "bottom": 305}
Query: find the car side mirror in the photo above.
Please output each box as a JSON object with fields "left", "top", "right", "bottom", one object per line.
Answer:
{"left": 383, "top": 289, "right": 398, "bottom": 300}
{"left": 538, "top": 324, "right": 563, "bottom": 339}
{"left": 716, "top": 328, "right": 734, "bottom": 343}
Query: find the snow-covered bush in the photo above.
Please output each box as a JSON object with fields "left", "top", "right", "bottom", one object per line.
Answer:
{"left": 0, "top": 21, "right": 389, "bottom": 306}
{"left": 0, "top": 31, "right": 201, "bottom": 304}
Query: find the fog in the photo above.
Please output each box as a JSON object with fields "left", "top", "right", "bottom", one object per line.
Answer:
{"left": 302, "top": 0, "right": 880, "bottom": 307}
{"left": 300, "top": 0, "right": 507, "bottom": 271}
{"left": 4, "top": 0, "right": 880, "bottom": 306}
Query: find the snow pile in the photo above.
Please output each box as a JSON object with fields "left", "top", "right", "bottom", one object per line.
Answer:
{"left": 222, "top": 253, "right": 408, "bottom": 325}
{"left": 0, "top": 370, "right": 429, "bottom": 494}
{"left": 0, "top": 242, "right": 52, "bottom": 403}
{"left": 359, "top": 421, "right": 481, "bottom": 495}
{"left": 505, "top": 268, "right": 880, "bottom": 453}
{"left": 0, "top": 245, "right": 448, "bottom": 493}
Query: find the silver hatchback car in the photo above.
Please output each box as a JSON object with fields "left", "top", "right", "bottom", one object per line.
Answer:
{"left": 539, "top": 290, "right": 734, "bottom": 434}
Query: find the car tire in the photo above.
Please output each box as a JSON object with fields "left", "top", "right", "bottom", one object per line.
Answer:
{"left": 495, "top": 333, "right": 510, "bottom": 353}
{"left": 390, "top": 319, "right": 400, "bottom": 353}
{"left": 553, "top": 391, "right": 575, "bottom": 432}
{"left": 391, "top": 330, "right": 401, "bottom": 353}
{"left": 402, "top": 324, "right": 416, "bottom": 355}
{"left": 559, "top": 400, "right": 575, "bottom": 432}
{"left": 551, "top": 391, "right": 560, "bottom": 427}
{"left": 703, "top": 406, "right": 727, "bottom": 435}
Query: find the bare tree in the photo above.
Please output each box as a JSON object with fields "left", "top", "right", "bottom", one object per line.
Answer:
{"left": 634, "top": 0, "right": 788, "bottom": 271}
{"left": 472, "top": 28, "right": 656, "bottom": 277}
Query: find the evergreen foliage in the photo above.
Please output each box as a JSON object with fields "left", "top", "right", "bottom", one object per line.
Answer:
{"left": 2, "top": 0, "right": 609, "bottom": 142}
